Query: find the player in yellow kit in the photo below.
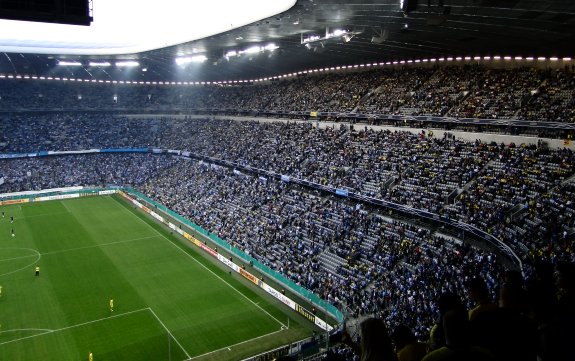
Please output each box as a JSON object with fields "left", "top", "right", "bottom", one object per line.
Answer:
{"left": 89, "top": 352, "right": 93, "bottom": 361}
{"left": 109, "top": 298, "right": 114, "bottom": 312}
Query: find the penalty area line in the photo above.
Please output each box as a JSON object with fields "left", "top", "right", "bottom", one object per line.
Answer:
{"left": 146, "top": 307, "right": 191, "bottom": 359}
{"left": 184, "top": 327, "right": 288, "bottom": 360}
{"left": 0, "top": 308, "right": 149, "bottom": 347}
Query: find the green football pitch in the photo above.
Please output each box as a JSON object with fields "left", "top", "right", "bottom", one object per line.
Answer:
{"left": 0, "top": 195, "right": 317, "bottom": 361}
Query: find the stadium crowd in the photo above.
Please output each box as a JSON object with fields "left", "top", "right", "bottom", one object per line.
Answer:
{"left": 0, "top": 64, "right": 573, "bottom": 122}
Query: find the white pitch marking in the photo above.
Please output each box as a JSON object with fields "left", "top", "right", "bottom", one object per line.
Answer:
{"left": 184, "top": 328, "right": 287, "bottom": 360}
{"left": 147, "top": 307, "right": 191, "bottom": 359}
{"left": 0, "top": 308, "right": 149, "bottom": 346}
{"left": 113, "top": 196, "right": 287, "bottom": 329}
{"left": 0, "top": 328, "right": 53, "bottom": 335}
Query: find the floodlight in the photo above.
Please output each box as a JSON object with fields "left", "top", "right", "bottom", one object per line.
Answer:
{"left": 191, "top": 55, "right": 207, "bottom": 63}
{"left": 89, "top": 61, "right": 111, "bottom": 67}
{"left": 115, "top": 61, "right": 139, "bottom": 67}
{"left": 58, "top": 60, "right": 82, "bottom": 66}
{"left": 243, "top": 46, "right": 262, "bottom": 54}
{"left": 264, "top": 43, "right": 279, "bottom": 51}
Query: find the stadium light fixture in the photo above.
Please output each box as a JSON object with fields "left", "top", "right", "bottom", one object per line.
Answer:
{"left": 115, "top": 61, "right": 139, "bottom": 67}
{"left": 563, "top": 57, "right": 572, "bottom": 61}
{"left": 57, "top": 60, "right": 82, "bottom": 66}
{"left": 89, "top": 61, "right": 111, "bottom": 67}
{"left": 176, "top": 55, "right": 207, "bottom": 65}
{"left": 242, "top": 46, "right": 262, "bottom": 54}
{"left": 264, "top": 43, "right": 279, "bottom": 51}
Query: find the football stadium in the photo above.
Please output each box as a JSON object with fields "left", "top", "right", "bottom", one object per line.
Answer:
{"left": 0, "top": 1, "right": 574, "bottom": 360}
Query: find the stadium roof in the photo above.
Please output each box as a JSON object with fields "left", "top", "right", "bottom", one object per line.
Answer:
{"left": 0, "top": 0, "right": 573, "bottom": 82}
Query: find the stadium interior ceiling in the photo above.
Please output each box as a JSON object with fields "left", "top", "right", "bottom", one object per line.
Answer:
{"left": 0, "top": 0, "right": 573, "bottom": 83}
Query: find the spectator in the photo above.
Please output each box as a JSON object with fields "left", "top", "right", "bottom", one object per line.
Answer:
{"left": 422, "top": 309, "right": 494, "bottom": 361}
{"left": 392, "top": 325, "right": 427, "bottom": 361}
{"left": 465, "top": 277, "right": 497, "bottom": 321}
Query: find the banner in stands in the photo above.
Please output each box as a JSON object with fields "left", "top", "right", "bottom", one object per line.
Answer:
{"left": 217, "top": 254, "right": 241, "bottom": 273}
{"left": 262, "top": 283, "right": 296, "bottom": 309}
{"left": 0, "top": 153, "right": 28, "bottom": 159}
{"left": 100, "top": 148, "right": 148, "bottom": 153}
{"left": 149, "top": 211, "right": 164, "bottom": 223}
{"left": 182, "top": 231, "right": 195, "bottom": 243}
{"left": 314, "top": 317, "right": 331, "bottom": 331}
{"left": 335, "top": 189, "right": 349, "bottom": 197}
{"left": 240, "top": 268, "right": 260, "bottom": 286}
{"left": 48, "top": 149, "right": 100, "bottom": 155}
{"left": 0, "top": 198, "right": 29, "bottom": 206}
{"left": 198, "top": 241, "right": 218, "bottom": 257}
{"left": 35, "top": 193, "right": 79, "bottom": 202}
{"left": 98, "top": 190, "right": 116, "bottom": 195}
{"left": 295, "top": 304, "right": 316, "bottom": 323}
